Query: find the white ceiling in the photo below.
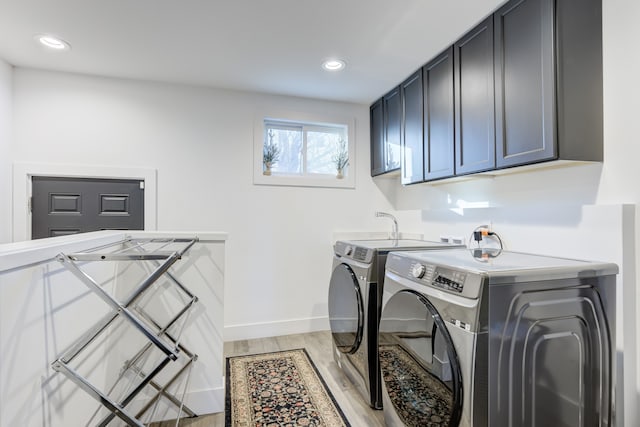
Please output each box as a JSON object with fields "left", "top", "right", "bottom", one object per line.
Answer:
{"left": 0, "top": 0, "right": 505, "bottom": 104}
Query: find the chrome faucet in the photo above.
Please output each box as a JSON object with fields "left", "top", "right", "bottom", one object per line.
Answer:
{"left": 375, "top": 211, "right": 399, "bottom": 240}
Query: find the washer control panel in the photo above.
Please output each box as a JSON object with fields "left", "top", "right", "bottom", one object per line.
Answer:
{"left": 407, "top": 262, "right": 466, "bottom": 293}
{"left": 386, "top": 254, "right": 483, "bottom": 299}
{"left": 431, "top": 267, "right": 467, "bottom": 293}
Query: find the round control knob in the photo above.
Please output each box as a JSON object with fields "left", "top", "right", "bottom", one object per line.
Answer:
{"left": 411, "top": 263, "right": 426, "bottom": 279}
{"left": 343, "top": 245, "right": 353, "bottom": 256}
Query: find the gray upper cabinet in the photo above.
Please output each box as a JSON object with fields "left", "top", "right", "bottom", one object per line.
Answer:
{"left": 424, "top": 47, "right": 455, "bottom": 181}
{"left": 555, "top": 0, "right": 603, "bottom": 162}
{"left": 370, "top": 98, "right": 385, "bottom": 176}
{"left": 371, "top": 87, "right": 402, "bottom": 176}
{"left": 370, "top": 0, "right": 603, "bottom": 180}
{"left": 401, "top": 70, "right": 424, "bottom": 184}
{"left": 495, "top": 0, "right": 555, "bottom": 168}
{"left": 383, "top": 86, "right": 402, "bottom": 173}
{"left": 454, "top": 16, "right": 496, "bottom": 175}
{"left": 495, "top": 0, "right": 603, "bottom": 168}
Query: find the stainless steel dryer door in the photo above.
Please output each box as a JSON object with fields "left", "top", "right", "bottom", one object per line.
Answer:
{"left": 328, "top": 263, "right": 364, "bottom": 354}
{"left": 379, "top": 289, "right": 463, "bottom": 427}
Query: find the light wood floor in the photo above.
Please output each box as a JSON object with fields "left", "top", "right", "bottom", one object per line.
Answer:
{"left": 153, "top": 330, "right": 385, "bottom": 426}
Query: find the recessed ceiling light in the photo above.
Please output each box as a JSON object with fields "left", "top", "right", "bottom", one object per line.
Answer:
{"left": 35, "top": 34, "right": 71, "bottom": 51}
{"left": 322, "top": 59, "right": 346, "bottom": 72}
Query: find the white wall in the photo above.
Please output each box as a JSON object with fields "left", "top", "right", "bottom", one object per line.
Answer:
{"left": 0, "top": 59, "right": 11, "bottom": 244}
{"left": 9, "top": 69, "right": 414, "bottom": 341}
{"left": 601, "top": 9, "right": 640, "bottom": 423}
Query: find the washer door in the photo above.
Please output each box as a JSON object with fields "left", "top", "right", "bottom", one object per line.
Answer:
{"left": 328, "top": 263, "right": 364, "bottom": 354}
{"left": 379, "top": 289, "right": 463, "bottom": 427}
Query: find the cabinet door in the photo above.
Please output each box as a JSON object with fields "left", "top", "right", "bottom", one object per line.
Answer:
{"left": 401, "top": 70, "right": 424, "bottom": 184}
{"left": 383, "top": 86, "right": 402, "bottom": 172}
{"left": 454, "top": 16, "right": 496, "bottom": 175}
{"left": 495, "top": 0, "right": 555, "bottom": 168}
{"left": 424, "top": 47, "right": 455, "bottom": 181}
{"left": 370, "top": 98, "right": 386, "bottom": 176}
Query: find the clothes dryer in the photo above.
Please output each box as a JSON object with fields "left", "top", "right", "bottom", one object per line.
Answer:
{"left": 328, "top": 239, "right": 462, "bottom": 409}
{"left": 380, "top": 248, "right": 617, "bottom": 427}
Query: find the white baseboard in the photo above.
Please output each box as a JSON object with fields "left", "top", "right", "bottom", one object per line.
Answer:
{"left": 224, "top": 316, "right": 330, "bottom": 341}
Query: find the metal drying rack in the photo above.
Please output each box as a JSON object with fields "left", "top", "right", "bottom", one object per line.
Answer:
{"left": 51, "top": 237, "right": 200, "bottom": 426}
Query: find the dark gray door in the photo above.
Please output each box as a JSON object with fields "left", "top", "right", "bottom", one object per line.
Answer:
{"left": 31, "top": 176, "right": 144, "bottom": 239}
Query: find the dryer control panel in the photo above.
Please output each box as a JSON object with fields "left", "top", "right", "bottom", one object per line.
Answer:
{"left": 334, "top": 241, "right": 374, "bottom": 263}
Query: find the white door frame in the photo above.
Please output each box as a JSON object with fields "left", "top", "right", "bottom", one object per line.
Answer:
{"left": 12, "top": 162, "right": 157, "bottom": 242}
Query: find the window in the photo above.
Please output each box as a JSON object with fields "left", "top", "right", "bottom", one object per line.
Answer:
{"left": 254, "top": 113, "right": 355, "bottom": 188}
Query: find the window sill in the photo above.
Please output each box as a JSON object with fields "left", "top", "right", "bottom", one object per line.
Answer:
{"left": 253, "top": 171, "right": 355, "bottom": 189}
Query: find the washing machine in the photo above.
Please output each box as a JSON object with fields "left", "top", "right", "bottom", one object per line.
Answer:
{"left": 328, "top": 239, "right": 463, "bottom": 409}
{"left": 379, "top": 248, "right": 617, "bottom": 427}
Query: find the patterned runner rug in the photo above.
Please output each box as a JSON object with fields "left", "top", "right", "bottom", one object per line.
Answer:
{"left": 226, "top": 349, "right": 350, "bottom": 426}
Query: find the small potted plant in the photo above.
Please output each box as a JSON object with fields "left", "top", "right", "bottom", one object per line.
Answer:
{"left": 332, "top": 139, "right": 349, "bottom": 179}
{"left": 263, "top": 130, "right": 280, "bottom": 175}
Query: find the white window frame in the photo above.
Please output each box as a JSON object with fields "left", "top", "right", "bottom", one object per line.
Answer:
{"left": 253, "top": 111, "right": 355, "bottom": 189}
